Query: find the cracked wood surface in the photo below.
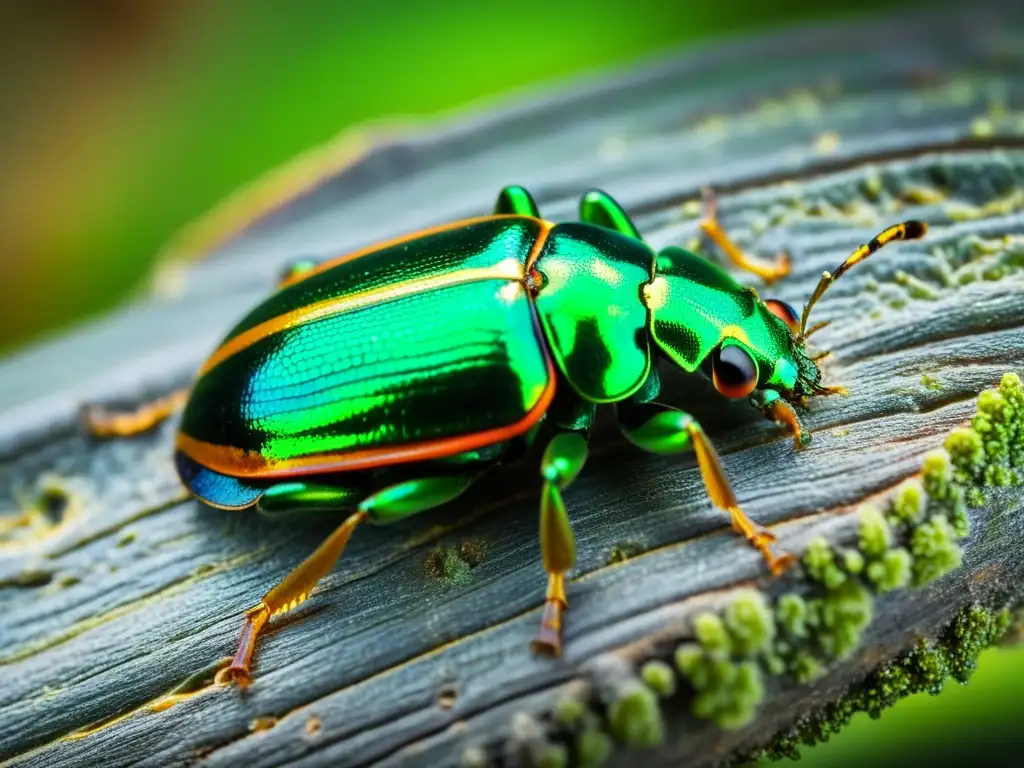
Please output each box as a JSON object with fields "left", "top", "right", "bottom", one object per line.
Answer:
{"left": 2, "top": 3, "right": 1024, "bottom": 766}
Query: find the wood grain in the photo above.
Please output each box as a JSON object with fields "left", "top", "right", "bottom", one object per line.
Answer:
{"left": 2, "top": 3, "right": 1024, "bottom": 766}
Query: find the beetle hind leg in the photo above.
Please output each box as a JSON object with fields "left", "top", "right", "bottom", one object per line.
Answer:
{"left": 218, "top": 473, "right": 477, "bottom": 687}
{"left": 82, "top": 388, "right": 190, "bottom": 439}
{"left": 495, "top": 185, "right": 541, "bottom": 217}
{"left": 698, "top": 186, "right": 790, "bottom": 284}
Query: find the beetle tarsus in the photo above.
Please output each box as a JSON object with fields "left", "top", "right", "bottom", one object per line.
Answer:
{"left": 727, "top": 506, "right": 796, "bottom": 575}
{"left": 83, "top": 388, "right": 190, "bottom": 439}
{"left": 531, "top": 599, "right": 566, "bottom": 656}
{"left": 765, "top": 397, "right": 810, "bottom": 452}
{"left": 699, "top": 186, "right": 791, "bottom": 284}
{"left": 216, "top": 602, "right": 269, "bottom": 688}
{"left": 534, "top": 435, "right": 585, "bottom": 657}
{"left": 531, "top": 572, "right": 568, "bottom": 656}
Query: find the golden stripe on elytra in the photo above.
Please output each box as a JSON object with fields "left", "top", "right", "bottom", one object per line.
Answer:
{"left": 200, "top": 259, "right": 528, "bottom": 376}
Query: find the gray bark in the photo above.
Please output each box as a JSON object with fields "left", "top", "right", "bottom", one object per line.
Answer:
{"left": 2, "top": 3, "right": 1024, "bottom": 767}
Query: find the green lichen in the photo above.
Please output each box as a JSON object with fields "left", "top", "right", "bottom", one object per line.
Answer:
{"left": 890, "top": 480, "right": 927, "bottom": 526}
{"left": 776, "top": 594, "right": 809, "bottom": 639}
{"left": 693, "top": 612, "right": 730, "bottom": 654}
{"left": 803, "top": 537, "right": 847, "bottom": 589}
{"left": 676, "top": 644, "right": 765, "bottom": 731}
{"left": 722, "top": 590, "right": 775, "bottom": 656}
{"left": 640, "top": 660, "right": 676, "bottom": 698}
{"left": 674, "top": 591, "right": 777, "bottom": 729}
{"left": 790, "top": 650, "right": 825, "bottom": 684}
{"left": 536, "top": 376, "right": 1019, "bottom": 762}
{"left": 947, "top": 372, "right": 1023, "bottom": 493}
{"left": 866, "top": 547, "right": 912, "bottom": 593}
{"left": 608, "top": 683, "right": 664, "bottom": 748}
{"left": 750, "top": 602, "right": 1012, "bottom": 763}
{"left": 857, "top": 506, "right": 892, "bottom": 558}
{"left": 553, "top": 695, "right": 587, "bottom": 730}
{"left": 538, "top": 744, "right": 568, "bottom": 768}
{"left": 841, "top": 549, "right": 865, "bottom": 576}
{"left": 910, "top": 515, "right": 963, "bottom": 586}
{"left": 576, "top": 730, "right": 613, "bottom": 768}
{"left": 606, "top": 541, "right": 644, "bottom": 565}
{"left": 805, "top": 581, "right": 874, "bottom": 661}
{"left": 922, "top": 450, "right": 953, "bottom": 499}
{"left": 423, "top": 540, "right": 486, "bottom": 587}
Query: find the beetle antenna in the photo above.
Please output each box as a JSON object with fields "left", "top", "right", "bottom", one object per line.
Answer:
{"left": 797, "top": 220, "right": 928, "bottom": 342}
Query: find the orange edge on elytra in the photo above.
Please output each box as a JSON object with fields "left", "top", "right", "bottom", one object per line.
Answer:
{"left": 280, "top": 215, "right": 553, "bottom": 290}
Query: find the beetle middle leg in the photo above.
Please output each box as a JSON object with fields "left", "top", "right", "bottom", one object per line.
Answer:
{"left": 698, "top": 186, "right": 791, "bottom": 284}
{"left": 529, "top": 390, "right": 595, "bottom": 655}
{"left": 530, "top": 431, "right": 588, "bottom": 656}
{"left": 218, "top": 473, "right": 476, "bottom": 686}
{"left": 616, "top": 389, "right": 796, "bottom": 575}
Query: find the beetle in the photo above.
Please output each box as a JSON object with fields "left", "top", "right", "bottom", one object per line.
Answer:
{"left": 85, "top": 185, "right": 926, "bottom": 686}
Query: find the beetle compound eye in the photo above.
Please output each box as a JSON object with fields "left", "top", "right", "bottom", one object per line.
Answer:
{"left": 764, "top": 299, "right": 800, "bottom": 333}
{"left": 712, "top": 344, "right": 759, "bottom": 398}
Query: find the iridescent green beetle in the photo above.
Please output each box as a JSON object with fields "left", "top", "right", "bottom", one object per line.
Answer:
{"left": 87, "top": 185, "right": 926, "bottom": 686}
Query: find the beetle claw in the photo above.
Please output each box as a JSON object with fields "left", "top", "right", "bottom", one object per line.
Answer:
{"left": 215, "top": 665, "right": 252, "bottom": 688}
{"left": 768, "top": 552, "right": 799, "bottom": 576}
{"left": 530, "top": 597, "right": 566, "bottom": 657}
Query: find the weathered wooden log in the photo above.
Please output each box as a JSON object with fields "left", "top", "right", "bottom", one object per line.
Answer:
{"left": 2, "top": 3, "right": 1024, "bottom": 767}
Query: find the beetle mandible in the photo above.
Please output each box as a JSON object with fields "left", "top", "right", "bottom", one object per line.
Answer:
{"left": 86, "top": 185, "right": 926, "bottom": 686}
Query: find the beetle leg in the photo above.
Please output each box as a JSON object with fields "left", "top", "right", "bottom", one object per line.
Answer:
{"left": 617, "top": 399, "right": 796, "bottom": 575}
{"left": 579, "top": 189, "right": 642, "bottom": 240}
{"left": 494, "top": 185, "right": 541, "bottom": 217}
{"left": 277, "top": 257, "right": 322, "bottom": 288}
{"left": 218, "top": 474, "right": 476, "bottom": 687}
{"left": 762, "top": 396, "right": 812, "bottom": 452}
{"left": 82, "top": 388, "right": 190, "bottom": 438}
{"left": 531, "top": 431, "right": 587, "bottom": 656}
{"left": 698, "top": 186, "right": 791, "bottom": 284}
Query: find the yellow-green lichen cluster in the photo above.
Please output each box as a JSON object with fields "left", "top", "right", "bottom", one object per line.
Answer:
{"left": 674, "top": 591, "right": 774, "bottom": 730}
{"left": 551, "top": 693, "right": 615, "bottom": 768}
{"left": 946, "top": 372, "right": 1023, "bottom": 501}
{"left": 749, "top": 603, "right": 1012, "bottom": 762}
{"left": 628, "top": 375, "right": 1016, "bottom": 737}
{"left": 476, "top": 375, "right": 1021, "bottom": 768}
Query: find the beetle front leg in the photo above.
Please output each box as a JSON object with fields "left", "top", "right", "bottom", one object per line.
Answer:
{"left": 530, "top": 431, "right": 587, "bottom": 656}
{"left": 698, "top": 186, "right": 790, "bottom": 284}
{"left": 616, "top": 399, "right": 796, "bottom": 575}
{"left": 82, "top": 388, "right": 190, "bottom": 438}
{"left": 757, "top": 390, "right": 811, "bottom": 452}
{"left": 218, "top": 475, "right": 476, "bottom": 687}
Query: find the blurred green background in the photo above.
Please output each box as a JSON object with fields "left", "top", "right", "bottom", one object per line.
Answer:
{"left": 1, "top": 0, "right": 1020, "bottom": 764}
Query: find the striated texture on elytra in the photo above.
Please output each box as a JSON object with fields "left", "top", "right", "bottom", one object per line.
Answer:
{"left": 3, "top": 6, "right": 1024, "bottom": 768}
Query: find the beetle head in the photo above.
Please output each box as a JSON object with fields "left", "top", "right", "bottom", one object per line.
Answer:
{"left": 647, "top": 220, "right": 928, "bottom": 424}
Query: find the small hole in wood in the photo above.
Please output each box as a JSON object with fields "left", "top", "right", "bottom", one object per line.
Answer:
{"left": 437, "top": 683, "right": 459, "bottom": 710}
